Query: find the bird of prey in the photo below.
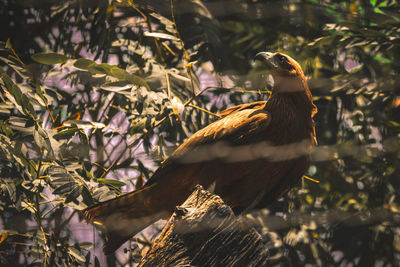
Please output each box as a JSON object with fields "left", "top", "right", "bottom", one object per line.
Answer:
{"left": 82, "top": 52, "right": 318, "bottom": 254}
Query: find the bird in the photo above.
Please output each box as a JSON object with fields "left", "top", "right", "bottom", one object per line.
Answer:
{"left": 82, "top": 52, "right": 318, "bottom": 254}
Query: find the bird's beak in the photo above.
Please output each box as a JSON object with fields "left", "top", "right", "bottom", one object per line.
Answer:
{"left": 254, "top": 52, "right": 278, "bottom": 69}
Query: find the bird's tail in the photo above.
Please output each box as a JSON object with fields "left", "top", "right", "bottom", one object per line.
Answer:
{"left": 81, "top": 184, "right": 168, "bottom": 254}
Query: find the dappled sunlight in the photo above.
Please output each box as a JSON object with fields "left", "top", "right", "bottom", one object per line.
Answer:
{"left": 1, "top": 0, "right": 400, "bottom": 266}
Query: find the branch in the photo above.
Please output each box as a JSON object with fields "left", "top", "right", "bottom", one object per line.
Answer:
{"left": 139, "top": 186, "right": 270, "bottom": 266}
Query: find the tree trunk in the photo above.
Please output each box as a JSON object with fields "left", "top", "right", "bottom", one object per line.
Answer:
{"left": 139, "top": 185, "right": 270, "bottom": 266}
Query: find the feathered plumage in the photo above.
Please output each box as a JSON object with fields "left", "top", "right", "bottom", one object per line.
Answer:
{"left": 82, "top": 52, "right": 317, "bottom": 254}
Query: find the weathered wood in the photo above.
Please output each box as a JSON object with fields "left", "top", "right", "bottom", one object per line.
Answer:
{"left": 139, "top": 185, "right": 270, "bottom": 267}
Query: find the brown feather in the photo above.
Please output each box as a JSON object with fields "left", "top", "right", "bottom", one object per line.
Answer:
{"left": 81, "top": 52, "right": 317, "bottom": 254}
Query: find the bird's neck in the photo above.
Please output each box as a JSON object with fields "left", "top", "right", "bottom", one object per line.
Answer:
{"left": 265, "top": 79, "right": 317, "bottom": 145}
{"left": 267, "top": 76, "right": 317, "bottom": 118}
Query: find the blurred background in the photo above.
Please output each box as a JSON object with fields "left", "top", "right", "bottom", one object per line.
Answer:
{"left": 0, "top": 0, "right": 400, "bottom": 266}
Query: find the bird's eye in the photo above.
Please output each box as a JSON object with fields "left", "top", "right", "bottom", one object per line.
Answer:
{"left": 276, "top": 54, "right": 294, "bottom": 70}
{"left": 278, "top": 55, "right": 287, "bottom": 63}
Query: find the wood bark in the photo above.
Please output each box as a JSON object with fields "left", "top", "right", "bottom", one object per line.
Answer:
{"left": 139, "top": 185, "right": 270, "bottom": 266}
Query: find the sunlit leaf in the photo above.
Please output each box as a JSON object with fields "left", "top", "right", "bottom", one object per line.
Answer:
{"left": 109, "top": 67, "right": 150, "bottom": 90}
{"left": 68, "top": 247, "right": 86, "bottom": 263}
{"left": 73, "top": 58, "right": 96, "bottom": 69}
{"left": 144, "top": 32, "right": 179, "bottom": 41}
{"left": 98, "top": 178, "right": 126, "bottom": 188}
{"left": 100, "top": 81, "right": 133, "bottom": 92}
{"left": 53, "top": 126, "right": 79, "bottom": 140}
{"left": 31, "top": 52, "right": 68, "bottom": 65}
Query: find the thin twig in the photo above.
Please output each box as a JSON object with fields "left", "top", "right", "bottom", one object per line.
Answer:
{"left": 170, "top": 0, "right": 189, "bottom": 62}
{"left": 8, "top": 42, "right": 25, "bottom": 67}
{"left": 183, "top": 86, "right": 219, "bottom": 106}
{"left": 303, "top": 175, "right": 320, "bottom": 183}
{"left": 188, "top": 104, "right": 220, "bottom": 118}
{"left": 130, "top": 2, "right": 147, "bottom": 20}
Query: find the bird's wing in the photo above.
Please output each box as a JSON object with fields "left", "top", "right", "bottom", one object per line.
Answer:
{"left": 217, "top": 101, "right": 267, "bottom": 117}
{"left": 146, "top": 108, "right": 271, "bottom": 185}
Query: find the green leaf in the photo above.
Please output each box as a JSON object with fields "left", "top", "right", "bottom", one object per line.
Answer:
{"left": 109, "top": 67, "right": 149, "bottom": 89}
{"left": 73, "top": 59, "right": 150, "bottom": 90}
{"left": 1, "top": 73, "right": 14, "bottom": 90}
{"left": 0, "top": 120, "right": 14, "bottom": 136}
{"left": 4, "top": 182, "right": 17, "bottom": 202}
{"left": 97, "top": 178, "right": 126, "bottom": 188}
{"left": 65, "top": 185, "right": 82, "bottom": 203}
{"left": 31, "top": 52, "right": 68, "bottom": 65}
{"left": 1, "top": 74, "right": 37, "bottom": 118}
{"left": 73, "top": 58, "right": 96, "bottom": 70}
{"left": 10, "top": 84, "right": 23, "bottom": 106}
{"left": 53, "top": 182, "right": 77, "bottom": 195}
{"left": 33, "top": 125, "right": 52, "bottom": 153}
{"left": 81, "top": 186, "right": 94, "bottom": 206}
{"left": 5, "top": 38, "right": 12, "bottom": 49}
{"left": 68, "top": 247, "right": 86, "bottom": 263}
{"left": 53, "top": 126, "right": 79, "bottom": 140}
{"left": 78, "top": 242, "right": 93, "bottom": 250}
{"left": 35, "top": 84, "right": 48, "bottom": 105}
{"left": 88, "top": 62, "right": 112, "bottom": 75}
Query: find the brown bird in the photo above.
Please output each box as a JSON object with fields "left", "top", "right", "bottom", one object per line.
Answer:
{"left": 82, "top": 52, "right": 318, "bottom": 254}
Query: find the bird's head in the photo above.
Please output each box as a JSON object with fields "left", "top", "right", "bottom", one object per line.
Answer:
{"left": 254, "top": 52, "right": 307, "bottom": 93}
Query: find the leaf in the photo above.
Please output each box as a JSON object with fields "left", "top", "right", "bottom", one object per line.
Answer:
{"left": 9, "top": 84, "right": 23, "bottom": 105}
{"left": 35, "top": 84, "right": 48, "bottom": 105}
{"left": 63, "top": 120, "right": 105, "bottom": 130}
{"left": 1, "top": 73, "right": 37, "bottom": 118}
{"left": 81, "top": 186, "right": 94, "bottom": 206}
{"left": 65, "top": 185, "right": 82, "bottom": 203}
{"left": 53, "top": 182, "right": 77, "bottom": 195}
{"left": 100, "top": 81, "right": 133, "bottom": 92}
{"left": 73, "top": 58, "right": 96, "bottom": 70}
{"left": 31, "top": 52, "right": 68, "bottom": 65}
{"left": 73, "top": 58, "right": 150, "bottom": 90}
{"left": 1, "top": 73, "right": 14, "bottom": 90}
{"left": 5, "top": 182, "right": 16, "bottom": 202}
{"left": 53, "top": 126, "right": 79, "bottom": 140}
{"left": 33, "top": 125, "right": 52, "bottom": 152}
{"left": 88, "top": 62, "right": 112, "bottom": 75}
{"left": 92, "top": 186, "right": 115, "bottom": 202}
{"left": 0, "top": 231, "right": 8, "bottom": 244}
{"left": 68, "top": 247, "right": 86, "bottom": 263}
{"left": 144, "top": 32, "right": 179, "bottom": 41}
{"left": 78, "top": 242, "right": 93, "bottom": 250}
{"left": 97, "top": 178, "right": 126, "bottom": 188}
{"left": 78, "top": 130, "right": 89, "bottom": 147}
{"left": 109, "top": 67, "right": 150, "bottom": 90}
{"left": 5, "top": 38, "right": 12, "bottom": 49}
{"left": 51, "top": 176, "right": 75, "bottom": 186}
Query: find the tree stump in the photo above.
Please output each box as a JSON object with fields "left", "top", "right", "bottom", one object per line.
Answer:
{"left": 139, "top": 185, "right": 270, "bottom": 266}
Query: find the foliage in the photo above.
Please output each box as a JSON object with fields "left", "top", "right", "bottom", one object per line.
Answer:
{"left": 0, "top": 0, "right": 400, "bottom": 266}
